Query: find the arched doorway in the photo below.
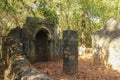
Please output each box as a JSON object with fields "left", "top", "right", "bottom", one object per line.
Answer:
{"left": 35, "top": 29, "right": 49, "bottom": 61}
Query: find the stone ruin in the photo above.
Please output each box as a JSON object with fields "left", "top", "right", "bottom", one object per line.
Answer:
{"left": 63, "top": 30, "right": 78, "bottom": 75}
{"left": 92, "top": 18, "right": 120, "bottom": 72}
{"left": 2, "top": 27, "right": 53, "bottom": 80}
{"left": 1, "top": 17, "right": 61, "bottom": 64}
{"left": 21, "top": 17, "right": 61, "bottom": 63}
{"left": 1, "top": 17, "right": 61, "bottom": 79}
{"left": 0, "top": 16, "right": 79, "bottom": 79}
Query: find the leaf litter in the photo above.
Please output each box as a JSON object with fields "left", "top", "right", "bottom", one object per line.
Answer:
{"left": 33, "top": 54, "right": 120, "bottom": 80}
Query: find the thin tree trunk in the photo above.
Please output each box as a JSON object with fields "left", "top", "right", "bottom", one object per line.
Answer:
{"left": 81, "top": 14, "right": 86, "bottom": 46}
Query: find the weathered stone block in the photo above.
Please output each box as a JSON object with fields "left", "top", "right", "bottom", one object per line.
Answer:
{"left": 63, "top": 30, "right": 78, "bottom": 75}
{"left": 92, "top": 18, "right": 120, "bottom": 72}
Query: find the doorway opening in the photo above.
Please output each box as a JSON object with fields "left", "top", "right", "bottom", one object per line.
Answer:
{"left": 35, "top": 29, "right": 50, "bottom": 62}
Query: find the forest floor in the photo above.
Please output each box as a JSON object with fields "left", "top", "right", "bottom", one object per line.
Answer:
{"left": 33, "top": 54, "right": 120, "bottom": 80}
{"left": 0, "top": 54, "right": 120, "bottom": 80}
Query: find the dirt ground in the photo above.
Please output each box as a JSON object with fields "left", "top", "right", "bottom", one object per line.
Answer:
{"left": 33, "top": 54, "right": 120, "bottom": 80}
{"left": 0, "top": 54, "right": 120, "bottom": 80}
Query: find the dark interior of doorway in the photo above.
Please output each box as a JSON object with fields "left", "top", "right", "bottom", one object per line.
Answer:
{"left": 35, "top": 29, "right": 49, "bottom": 62}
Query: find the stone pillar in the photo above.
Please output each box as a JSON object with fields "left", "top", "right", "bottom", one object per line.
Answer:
{"left": 63, "top": 30, "right": 78, "bottom": 75}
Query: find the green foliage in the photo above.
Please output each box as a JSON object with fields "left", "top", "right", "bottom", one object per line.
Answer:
{"left": 1, "top": 0, "right": 120, "bottom": 47}
{"left": 0, "top": 0, "right": 58, "bottom": 36}
{"left": 38, "top": 1, "right": 58, "bottom": 25}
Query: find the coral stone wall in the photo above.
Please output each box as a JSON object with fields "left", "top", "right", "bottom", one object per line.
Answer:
{"left": 92, "top": 18, "right": 120, "bottom": 72}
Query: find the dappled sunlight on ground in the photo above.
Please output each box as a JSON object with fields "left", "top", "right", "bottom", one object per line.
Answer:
{"left": 33, "top": 54, "right": 120, "bottom": 80}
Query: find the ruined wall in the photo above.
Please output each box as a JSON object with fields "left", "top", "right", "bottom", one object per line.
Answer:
{"left": 22, "top": 17, "right": 61, "bottom": 63}
{"left": 2, "top": 27, "right": 52, "bottom": 80}
{"left": 1, "top": 17, "right": 60, "bottom": 79}
{"left": 1, "top": 17, "right": 60, "bottom": 64}
{"left": 92, "top": 18, "right": 120, "bottom": 71}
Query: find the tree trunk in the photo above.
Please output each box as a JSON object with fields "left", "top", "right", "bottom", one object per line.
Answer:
{"left": 81, "top": 14, "right": 86, "bottom": 46}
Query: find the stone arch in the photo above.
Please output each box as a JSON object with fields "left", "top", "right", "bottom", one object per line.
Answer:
{"left": 34, "top": 28, "right": 52, "bottom": 62}
{"left": 33, "top": 27, "right": 52, "bottom": 40}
